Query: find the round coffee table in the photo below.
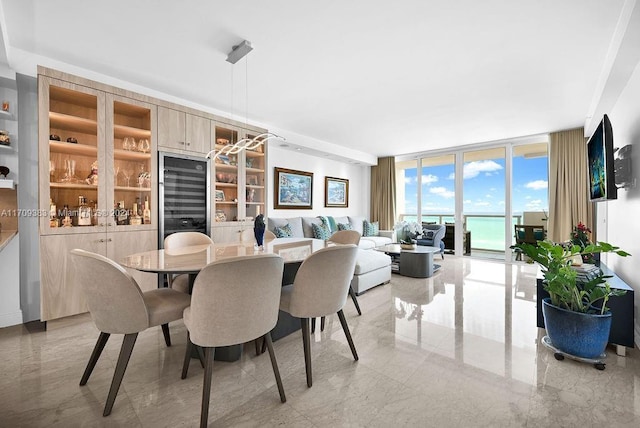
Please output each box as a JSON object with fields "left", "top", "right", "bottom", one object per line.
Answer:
{"left": 375, "top": 244, "right": 441, "bottom": 278}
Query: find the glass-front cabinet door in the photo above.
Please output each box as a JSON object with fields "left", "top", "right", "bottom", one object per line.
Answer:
{"left": 243, "top": 130, "right": 266, "bottom": 219}
{"left": 107, "top": 94, "right": 156, "bottom": 231}
{"left": 212, "top": 124, "right": 240, "bottom": 223}
{"left": 39, "top": 77, "right": 106, "bottom": 234}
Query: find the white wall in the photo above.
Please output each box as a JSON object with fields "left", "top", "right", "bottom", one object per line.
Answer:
{"left": 0, "top": 234, "right": 21, "bottom": 327}
{"left": 267, "top": 146, "right": 370, "bottom": 220}
{"left": 599, "top": 60, "right": 640, "bottom": 345}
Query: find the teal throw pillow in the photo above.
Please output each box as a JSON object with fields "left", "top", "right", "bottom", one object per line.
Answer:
{"left": 274, "top": 224, "right": 292, "bottom": 238}
{"left": 312, "top": 222, "right": 332, "bottom": 240}
{"left": 337, "top": 222, "right": 353, "bottom": 231}
{"left": 363, "top": 220, "right": 379, "bottom": 237}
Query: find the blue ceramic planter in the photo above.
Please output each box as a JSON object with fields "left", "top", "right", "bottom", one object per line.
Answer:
{"left": 542, "top": 298, "right": 612, "bottom": 359}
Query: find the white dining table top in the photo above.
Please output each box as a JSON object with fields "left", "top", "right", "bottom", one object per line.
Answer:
{"left": 121, "top": 238, "right": 332, "bottom": 274}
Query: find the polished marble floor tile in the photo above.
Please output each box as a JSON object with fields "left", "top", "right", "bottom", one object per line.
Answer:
{"left": 1, "top": 256, "right": 639, "bottom": 427}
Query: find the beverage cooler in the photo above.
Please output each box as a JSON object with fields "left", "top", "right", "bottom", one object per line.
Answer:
{"left": 158, "top": 152, "right": 210, "bottom": 246}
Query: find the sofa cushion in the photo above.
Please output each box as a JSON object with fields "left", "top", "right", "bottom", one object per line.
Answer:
{"left": 311, "top": 222, "right": 331, "bottom": 240}
{"left": 354, "top": 249, "right": 391, "bottom": 275}
{"left": 301, "top": 217, "right": 324, "bottom": 238}
{"left": 361, "top": 236, "right": 392, "bottom": 247}
{"left": 269, "top": 217, "right": 303, "bottom": 237}
{"left": 337, "top": 222, "right": 353, "bottom": 231}
{"left": 274, "top": 223, "right": 293, "bottom": 238}
{"left": 348, "top": 216, "right": 366, "bottom": 235}
{"left": 363, "top": 220, "right": 379, "bottom": 237}
{"left": 357, "top": 239, "right": 377, "bottom": 250}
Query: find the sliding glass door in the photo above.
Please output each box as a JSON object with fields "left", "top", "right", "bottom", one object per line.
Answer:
{"left": 462, "top": 147, "right": 506, "bottom": 258}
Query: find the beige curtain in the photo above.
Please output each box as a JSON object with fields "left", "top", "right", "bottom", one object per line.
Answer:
{"left": 548, "top": 128, "right": 593, "bottom": 243}
{"left": 370, "top": 157, "right": 396, "bottom": 230}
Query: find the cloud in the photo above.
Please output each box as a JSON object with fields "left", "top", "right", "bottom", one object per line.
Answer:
{"left": 525, "top": 180, "right": 548, "bottom": 190}
{"left": 525, "top": 195, "right": 531, "bottom": 199}
{"left": 498, "top": 201, "right": 505, "bottom": 206}
{"left": 447, "top": 173, "right": 455, "bottom": 180}
{"left": 463, "top": 160, "right": 503, "bottom": 179}
{"left": 464, "top": 199, "right": 472, "bottom": 204}
{"left": 429, "top": 187, "right": 455, "bottom": 199}
{"left": 421, "top": 174, "right": 438, "bottom": 185}
{"left": 485, "top": 194, "right": 493, "bottom": 198}
{"left": 526, "top": 199, "right": 543, "bottom": 209}
{"left": 404, "top": 177, "right": 413, "bottom": 184}
{"left": 475, "top": 201, "right": 491, "bottom": 206}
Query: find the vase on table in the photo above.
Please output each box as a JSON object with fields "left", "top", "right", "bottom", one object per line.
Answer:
{"left": 254, "top": 214, "right": 266, "bottom": 249}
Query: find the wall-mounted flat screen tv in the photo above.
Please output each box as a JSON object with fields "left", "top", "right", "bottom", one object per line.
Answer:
{"left": 587, "top": 114, "right": 617, "bottom": 202}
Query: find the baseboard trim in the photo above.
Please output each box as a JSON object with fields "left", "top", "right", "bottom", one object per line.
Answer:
{"left": 0, "top": 310, "right": 23, "bottom": 328}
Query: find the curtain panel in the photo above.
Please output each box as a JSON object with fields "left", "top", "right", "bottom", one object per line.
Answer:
{"left": 370, "top": 157, "right": 396, "bottom": 230}
{"left": 548, "top": 128, "right": 593, "bottom": 243}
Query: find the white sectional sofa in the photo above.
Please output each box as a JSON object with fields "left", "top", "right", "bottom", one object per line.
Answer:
{"left": 267, "top": 215, "right": 393, "bottom": 294}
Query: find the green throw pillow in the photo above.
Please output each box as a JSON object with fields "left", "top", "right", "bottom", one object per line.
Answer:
{"left": 337, "top": 222, "right": 353, "bottom": 231}
{"left": 273, "top": 224, "right": 292, "bottom": 238}
{"left": 363, "top": 220, "right": 379, "bottom": 237}
{"left": 312, "top": 222, "right": 332, "bottom": 240}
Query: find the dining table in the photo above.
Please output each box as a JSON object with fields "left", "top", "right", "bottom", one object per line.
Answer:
{"left": 120, "top": 237, "right": 332, "bottom": 361}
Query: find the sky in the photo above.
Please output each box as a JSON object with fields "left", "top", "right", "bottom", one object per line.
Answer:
{"left": 402, "top": 155, "right": 549, "bottom": 216}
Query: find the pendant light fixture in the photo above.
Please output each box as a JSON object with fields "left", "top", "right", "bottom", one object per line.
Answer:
{"left": 206, "top": 40, "right": 285, "bottom": 160}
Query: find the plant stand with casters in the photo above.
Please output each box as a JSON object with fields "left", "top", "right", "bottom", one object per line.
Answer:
{"left": 541, "top": 336, "right": 606, "bottom": 370}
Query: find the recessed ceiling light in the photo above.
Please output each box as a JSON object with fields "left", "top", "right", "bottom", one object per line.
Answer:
{"left": 295, "top": 148, "right": 301, "bottom": 151}
{"left": 279, "top": 144, "right": 289, "bottom": 148}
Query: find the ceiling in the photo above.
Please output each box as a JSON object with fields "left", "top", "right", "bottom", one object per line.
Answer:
{"left": 0, "top": 0, "right": 629, "bottom": 162}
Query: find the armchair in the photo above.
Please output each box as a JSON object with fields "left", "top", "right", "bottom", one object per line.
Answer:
{"left": 416, "top": 224, "right": 446, "bottom": 259}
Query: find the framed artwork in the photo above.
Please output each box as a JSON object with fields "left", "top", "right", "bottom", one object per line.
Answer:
{"left": 274, "top": 167, "right": 313, "bottom": 209}
{"left": 215, "top": 189, "right": 225, "bottom": 201}
{"left": 325, "top": 176, "right": 349, "bottom": 207}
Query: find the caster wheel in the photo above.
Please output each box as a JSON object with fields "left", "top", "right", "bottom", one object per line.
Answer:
{"left": 554, "top": 353, "right": 565, "bottom": 361}
{"left": 594, "top": 363, "right": 606, "bottom": 371}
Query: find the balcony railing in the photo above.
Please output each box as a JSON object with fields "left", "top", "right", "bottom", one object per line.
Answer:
{"left": 398, "top": 213, "right": 525, "bottom": 252}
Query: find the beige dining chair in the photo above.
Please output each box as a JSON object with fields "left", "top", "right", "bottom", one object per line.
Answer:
{"left": 70, "top": 249, "right": 191, "bottom": 417}
{"left": 240, "top": 228, "right": 276, "bottom": 243}
{"left": 181, "top": 254, "right": 286, "bottom": 428}
{"left": 279, "top": 245, "right": 359, "bottom": 387}
{"left": 310, "top": 231, "right": 363, "bottom": 332}
{"left": 163, "top": 232, "right": 213, "bottom": 293}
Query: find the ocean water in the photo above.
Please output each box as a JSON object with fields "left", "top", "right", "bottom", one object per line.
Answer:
{"left": 405, "top": 215, "right": 519, "bottom": 251}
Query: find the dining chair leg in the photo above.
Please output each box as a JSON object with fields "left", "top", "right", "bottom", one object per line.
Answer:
{"left": 104, "top": 333, "right": 138, "bottom": 417}
{"left": 337, "top": 310, "right": 358, "bottom": 361}
{"left": 301, "top": 317, "right": 312, "bottom": 387}
{"left": 320, "top": 316, "right": 326, "bottom": 332}
{"left": 80, "top": 332, "right": 110, "bottom": 386}
{"left": 161, "top": 323, "right": 171, "bottom": 347}
{"left": 182, "top": 333, "right": 193, "bottom": 379}
{"left": 349, "top": 286, "right": 362, "bottom": 316}
{"left": 311, "top": 317, "right": 316, "bottom": 333}
{"left": 263, "top": 333, "right": 286, "bottom": 403}
{"left": 196, "top": 346, "right": 206, "bottom": 369}
{"left": 254, "top": 337, "right": 262, "bottom": 356}
{"left": 200, "top": 347, "right": 214, "bottom": 428}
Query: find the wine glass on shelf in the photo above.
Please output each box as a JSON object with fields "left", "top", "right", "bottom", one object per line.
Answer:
{"left": 49, "top": 160, "right": 56, "bottom": 182}
{"left": 138, "top": 138, "right": 150, "bottom": 153}
{"left": 122, "top": 167, "right": 133, "bottom": 188}
{"left": 114, "top": 164, "right": 120, "bottom": 187}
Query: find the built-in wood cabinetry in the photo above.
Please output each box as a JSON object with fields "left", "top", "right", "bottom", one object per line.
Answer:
{"left": 211, "top": 125, "right": 267, "bottom": 242}
{"left": 158, "top": 106, "right": 211, "bottom": 154}
{"left": 38, "top": 67, "right": 269, "bottom": 320}
{"left": 38, "top": 71, "right": 159, "bottom": 321}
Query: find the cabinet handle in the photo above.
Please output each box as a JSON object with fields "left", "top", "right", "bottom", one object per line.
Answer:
{"left": 99, "top": 223, "right": 105, "bottom": 227}
{"left": 107, "top": 223, "right": 113, "bottom": 226}
{"left": 186, "top": 142, "right": 190, "bottom": 146}
{"left": 98, "top": 239, "right": 105, "bottom": 243}
{"left": 179, "top": 141, "right": 185, "bottom": 145}
{"left": 107, "top": 238, "right": 112, "bottom": 242}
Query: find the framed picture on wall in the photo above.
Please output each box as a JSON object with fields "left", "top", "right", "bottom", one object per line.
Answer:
{"left": 274, "top": 167, "right": 313, "bottom": 209}
{"left": 325, "top": 176, "right": 349, "bottom": 208}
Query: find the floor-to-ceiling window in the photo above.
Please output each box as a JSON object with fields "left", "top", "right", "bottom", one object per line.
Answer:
{"left": 463, "top": 147, "right": 506, "bottom": 256}
{"left": 396, "top": 138, "right": 549, "bottom": 260}
{"left": 420, "top": 154, "right": 456, "bottom": 225}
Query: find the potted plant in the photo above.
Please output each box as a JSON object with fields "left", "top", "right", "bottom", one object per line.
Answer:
{"left": 516, "top": 240, "right": 630, "bottom": 362}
